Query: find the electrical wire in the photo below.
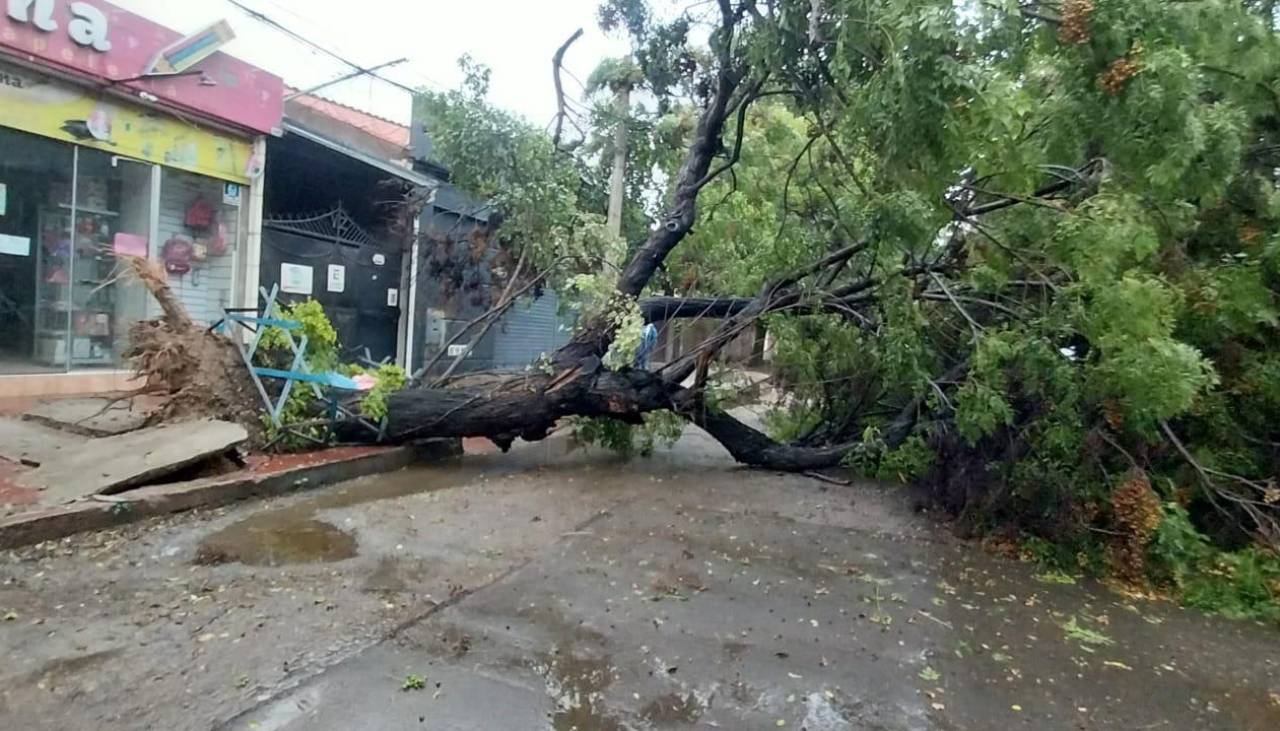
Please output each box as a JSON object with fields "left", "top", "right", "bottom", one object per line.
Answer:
{"left": 223, "top": 0, "right": 421, "bottom": 96}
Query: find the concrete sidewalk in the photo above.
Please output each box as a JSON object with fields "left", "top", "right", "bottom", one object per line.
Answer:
{"left": 0, "top": 440, "right": 459, "bottom": 549}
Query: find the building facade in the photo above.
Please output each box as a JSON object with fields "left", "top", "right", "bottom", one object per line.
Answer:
{"left": 0, "top": 0, "right": 282, "bottom": 398}
{"left": 260, "top": 90, "right": 434, "bottom": 369}
{"left": 407, "top": 123, "right": 572, "bottom": 377}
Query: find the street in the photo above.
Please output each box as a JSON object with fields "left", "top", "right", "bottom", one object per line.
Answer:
{"left": 2, "top": 430, "right": 1279, "bottom": 730}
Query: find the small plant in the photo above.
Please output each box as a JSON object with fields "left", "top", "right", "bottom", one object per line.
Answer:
{"left": 1149, "top": 503, "right": 1280, "bottom": 623}
{"left": 571, "top": 410, "right": 684, "bottom": 458}
{"left": 343, "top": 363, "right": 407, "bottom": 420}
{"left": 1033, "top": 570, "right": 1078, "bottom": 586}
{"left": 256, "top": 301, "right": 409, "bottom": 451}
{"left": 259, "top": 299, "right": 340, "bottom": 373}
{"left": 1060, "top": 616, "right": 1113, "bottom": 648}
{"left": 402, "top": 674, "right": 426, "bottom": 691}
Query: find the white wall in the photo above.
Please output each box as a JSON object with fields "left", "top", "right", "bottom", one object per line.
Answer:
{"left": 151, "top": 169, "right": 243, "bottom": 325}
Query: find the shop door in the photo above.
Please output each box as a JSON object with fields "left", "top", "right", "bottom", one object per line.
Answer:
{"left": 24, "top": 144, "right": 155, "bottom": 371}
{"left": 51, "top": 149, "right": 155, "bottom": 369}
{"left": 261, "top": 209, "right": 401, "bottom": 365}
{"left": 0, "top": 127, "right": 73, "bottom": 374}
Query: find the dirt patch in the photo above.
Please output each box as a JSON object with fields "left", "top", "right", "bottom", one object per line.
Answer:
{"left": 127, "top": 318, "right": 262, "bottom": 442}
{"left": 363, "top": 556, "right": 429, "bottom": 594}
{"left": 639, "top": 693, "right": 703, "bottom": 724}
{"left": 21, "top": 648, "right": 123, "bottom": 689}
{"left": 246, "top": 446, "right": 392, "bottom": 477}
{"left": 0, "top": 459, "right": 39, "bottom": 508}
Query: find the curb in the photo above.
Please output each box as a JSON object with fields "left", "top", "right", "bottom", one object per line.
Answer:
{"left": 0, "top": 439, "right": 461, "bottom": 550}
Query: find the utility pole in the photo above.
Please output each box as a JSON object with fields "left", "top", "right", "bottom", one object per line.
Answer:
{"left": 606, "top": 82, "right": 631, "bottom": 238}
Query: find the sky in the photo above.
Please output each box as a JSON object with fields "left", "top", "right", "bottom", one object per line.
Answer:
{"left": 109, "top": 0, "right": 633, "bottom": 128}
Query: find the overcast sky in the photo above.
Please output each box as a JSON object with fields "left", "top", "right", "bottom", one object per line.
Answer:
{"left": 110, "top": 0, "right": 633, "bottom": 128}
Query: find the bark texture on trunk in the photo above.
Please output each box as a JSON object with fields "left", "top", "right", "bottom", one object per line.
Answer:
{"left": 382, "top": 365, "right": 866, "bottom": 472}
{"left": 384, "top": 365, "right": 676, "bottom": 450}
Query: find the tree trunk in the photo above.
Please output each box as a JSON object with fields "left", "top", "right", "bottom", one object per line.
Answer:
{"left": 382, "top": 365, "right": 676, "bottom": 449}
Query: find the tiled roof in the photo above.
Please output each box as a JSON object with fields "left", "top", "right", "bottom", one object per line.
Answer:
{"left": 285, "top": 89, "right": 410, "bottom": 148}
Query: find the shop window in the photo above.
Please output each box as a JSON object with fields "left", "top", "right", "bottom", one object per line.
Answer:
{"left": 155, "top": 169, "right": 243, "bottom": 325}
{"left": 0, "top": 127, "right": 247, "bottom": 375}
{"left": 0, "top": 127, "right": 73, "bottom": 374}
{"left": 65, "top": 146, "right": 154, "bottom": 369}
{"left": 0, "top": 127, "right": 154, "bottom": 372}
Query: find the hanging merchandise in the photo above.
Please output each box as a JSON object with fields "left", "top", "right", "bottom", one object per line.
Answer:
{"left": 185, "top": 196, "right": 216, "bottom": 229}
{"left": 207, "top": 221, "right": 229, "bottom": 256}
{"left": 162, "top": 235, "right": 194, "bottom": 274}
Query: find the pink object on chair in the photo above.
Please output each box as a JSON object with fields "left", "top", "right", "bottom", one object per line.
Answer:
{"left": 112, "top": 233, "right": 148, "bottom": 257}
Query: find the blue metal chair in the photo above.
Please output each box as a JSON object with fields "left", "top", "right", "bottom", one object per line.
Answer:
{"left": 217, "top": 285, "right": 384, "bottom": 447}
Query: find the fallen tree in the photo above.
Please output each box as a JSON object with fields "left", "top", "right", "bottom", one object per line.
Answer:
{"left": 131, "top": 0, "right": 1280, "bottom": 617}
{"left": 395, "top": 0, "right": 1280, "bottom": 609}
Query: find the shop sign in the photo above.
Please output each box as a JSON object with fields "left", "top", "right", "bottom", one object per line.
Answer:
{"left": 0, "top": 60, "right": 254, "bottom": 184}
{"left": 5, "top": 0, "right": 111, "bottom": 52}
{"left": 145, "top": 19, "right": 233, "bottom": 76}
{"left": 0, "top": 233, "right": 30, "bottom": 256}
{"left": 280, "top": 262, "right": 313, "bottom": 296}
{"left": 326, "top": 264, "right": 345, "bottom": 293}
{"left": 222, "top": 182, "right": 241, "bottom": 207}
{"left": 1, "top": 0, "right": 283, "bottom": 135}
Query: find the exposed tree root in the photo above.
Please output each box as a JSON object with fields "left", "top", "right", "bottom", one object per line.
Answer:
{"left": 120, "top": 256, "right": 263, "bottom": 441}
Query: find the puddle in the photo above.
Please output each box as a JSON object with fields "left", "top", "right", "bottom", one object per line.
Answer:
{"left": 191, "top": 459, "right": 481, "bottom": 568}
{"left": 190, "top": 438, "right": 690, "bottom": 569}
{"left": 195, "top": 513, "right": 357, "bottom": 566}
{"left": 532, "top": 649, "right": 622, "bottom": 731}
{"left": 640, "top": 693, "right": 703, "bottom": 724}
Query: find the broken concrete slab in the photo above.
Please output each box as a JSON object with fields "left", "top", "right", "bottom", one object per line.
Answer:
{"left": 0, "top": 440, "right": 460, "bottom": 549}
{"left": 0, "top": 417, "right": 88, "bottom": 467}
{"left": 23, "top": 396, "right": 156, "bottom": 437}
{"left": 20, "top": 420, "right": 249, "bottom": 502}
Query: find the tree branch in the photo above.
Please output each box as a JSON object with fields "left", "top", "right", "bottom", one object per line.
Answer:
{"left": 556, "top": 6, "right": 749, "bottom": 362}
{"left": 551, "top": 28, "right": 585, "bottom": 151}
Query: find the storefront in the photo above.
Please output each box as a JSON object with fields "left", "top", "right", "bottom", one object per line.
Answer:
{"left": 0, "top": 1, "right": 282, "bottom": 396}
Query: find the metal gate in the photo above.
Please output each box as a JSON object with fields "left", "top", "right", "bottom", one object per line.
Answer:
{"left": 260, "top": 208, "right": 402, "bottom": 364}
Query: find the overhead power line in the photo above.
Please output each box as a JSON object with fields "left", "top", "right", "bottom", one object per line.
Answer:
{"left": 285, "top": 58, "right": 409, "bottom": 101}
{"left": 224, "top": 0, "right": 422, "bottom": 96}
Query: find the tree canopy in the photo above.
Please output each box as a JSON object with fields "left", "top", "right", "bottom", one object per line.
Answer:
{"left": 408, "top": 0, "right": 1280, "bottom": 621}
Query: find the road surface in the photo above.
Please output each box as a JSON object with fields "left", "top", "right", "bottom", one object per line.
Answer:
{"left": 2, "top": 429, "right": 1278, "bottom": 730}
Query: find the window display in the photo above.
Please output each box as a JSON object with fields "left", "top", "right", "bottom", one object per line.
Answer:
{"left": 0, "top": 127, "right": 73, "bottom": 374}
{"left": 35, "top": 145, "right": 152, "bottom": 369}
{"left": 159, "top": 169, "right": 243, "bottom": 325}
{"left": 0, "top": 127, "right": 152, "bottom": 372}
{"left": 0, "top": 127, "right": 244, "bottom": 376}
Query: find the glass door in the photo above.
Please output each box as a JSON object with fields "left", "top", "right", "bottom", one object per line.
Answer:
{"left": 16, "top": 130, "right": 77, "bottom": 373}
{"left": 68, "top": 147, "right": 155, "bottom": 369}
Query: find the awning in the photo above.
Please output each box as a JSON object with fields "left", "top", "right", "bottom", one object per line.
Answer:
{"left": 282, "top": 122, "right": 439, "bottom": 190}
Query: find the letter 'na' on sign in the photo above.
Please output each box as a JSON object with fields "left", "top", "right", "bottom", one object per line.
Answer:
{"left": 144, "top": 19, "right": 234, "bottom": 76}
{"left": 7, "top": 0, "right": 112, "bottom": 51}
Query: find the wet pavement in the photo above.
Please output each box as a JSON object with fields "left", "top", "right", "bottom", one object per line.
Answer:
{"left": 1, "top": 429, "right": 1279, "bottom": 730}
